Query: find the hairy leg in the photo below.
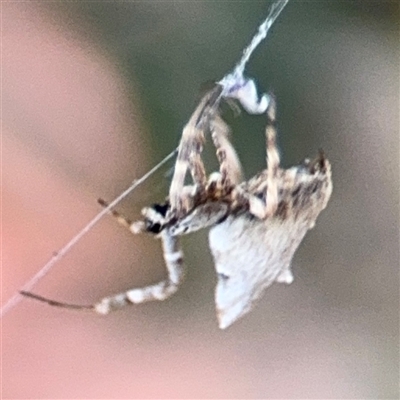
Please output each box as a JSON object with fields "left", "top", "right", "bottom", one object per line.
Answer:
{"left": 210, "top": 114, "right": 243, "bottom": 187}
{"left": 21, "top": 202, "right": 185, "bottom": 312}
{"left": 225, "top": 94, "right": 280, "bottom": 220}
{"left": 169, "top": 85, "right": 222, "bottom": 216}
{"left": 92, "top": 202, "right": 185, "bottom": 312}
{"left": 264, "top": 94, "right": 280, "bottom": 217}
{"left": 94, "top": 229, "right": 185, "bottom": 314}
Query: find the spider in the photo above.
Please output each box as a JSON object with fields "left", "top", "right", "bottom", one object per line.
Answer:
{"left": 22, "top": 84, "right": 332, "bottom": 329}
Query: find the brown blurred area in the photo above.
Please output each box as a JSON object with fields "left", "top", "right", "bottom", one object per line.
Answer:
{"left": 2, "top": 1, "right": 399, "bottom": 399}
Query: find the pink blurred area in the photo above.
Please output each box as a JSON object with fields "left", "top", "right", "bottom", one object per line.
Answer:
{"left": 2, "top": 2, "right": 398, "bottom": 399}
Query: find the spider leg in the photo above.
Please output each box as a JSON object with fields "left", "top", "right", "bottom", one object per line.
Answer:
{"left": 97, "top": 197, "right": 158, "bottom": 234}
{"left": 227, "top": 94, "right": 280, "bottom": 220}
{"left": 22, "top": 202, "right": 186, "bottom": 313}
{"left": 210, "top": 114, "right": 243, "bottom": 187}
{"left": 264, "top": 93, "right": 280, "bottom": 217}
{"left": 22, "top": 230, "right": 185, "bottom": 313}
{"left": 169, "top": 85, "right": 222, "bottom": 216}
{"left": 94, "top": 229, "right": 185, "bottom": 314}
{"left": 97, "top": 198, "right": 139, "bottom": 230}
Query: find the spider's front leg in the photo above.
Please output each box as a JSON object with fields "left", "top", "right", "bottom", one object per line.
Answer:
{"left": 209, "top": 114, "right": 243, "bottom": 188}
{"left": 169, "top": 85, "right": 223, "bottom": 217}
{"left": 20, "top": 204, "right": 186, "bottom": 313}
{"left": 263, "top": 93, "right": 280, "bottom": 217}
{"left": 94, "top": 228, "right": 185, "bottom": 314}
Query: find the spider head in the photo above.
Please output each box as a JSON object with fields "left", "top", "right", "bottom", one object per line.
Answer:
{"left": 141, "top": 202, "right": 170, "bottom": 234}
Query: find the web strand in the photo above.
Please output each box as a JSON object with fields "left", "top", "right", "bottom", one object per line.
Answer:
{"left": 234, "top": 0, "right": 289, "bottom": 77}
{"left": 218, "top": 0, "right": 290, "bottom": 114}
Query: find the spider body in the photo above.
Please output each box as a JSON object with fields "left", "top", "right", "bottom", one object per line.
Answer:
{"left": 94, "top": 85, "right": 332, "bottom": 329}
{"left": 139, "top": 150, "right": 331, "bottom": 328}
{"left": 21, "top": 84, "right": 332, "bottom": 329}
{"left": 17, "top": 3, "right": 331, "bottom": 329}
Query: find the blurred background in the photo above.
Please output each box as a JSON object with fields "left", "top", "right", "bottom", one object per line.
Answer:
{"left": 3, "top": 1, "right": 398, "bottom": 398}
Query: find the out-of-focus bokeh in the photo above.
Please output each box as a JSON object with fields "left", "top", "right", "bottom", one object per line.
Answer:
{"left": 3, "top": 1, "right": 398, "bottom": 398}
